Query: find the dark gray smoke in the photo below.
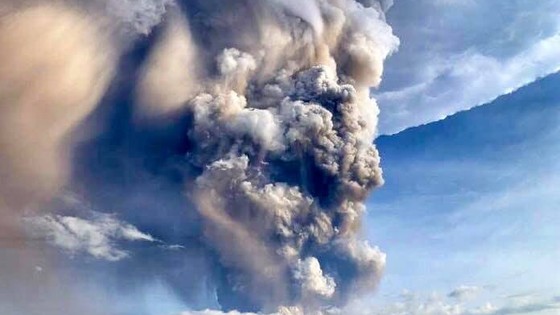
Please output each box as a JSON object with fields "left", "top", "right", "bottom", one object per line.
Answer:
{"left": 0, "top": 0, "right": 398, "bottom": 314}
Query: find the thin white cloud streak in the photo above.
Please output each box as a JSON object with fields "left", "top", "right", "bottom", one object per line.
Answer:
{"left": 25, "top": 213, "right": 156, "bottom": 261}
{"left": 342, "top": 288, "right": 560, "bottom": 315}
{"left": 370, "top": 295, "right": 560, "bottom": 315}
{"left": 377, "top": 33, "right": 560, "bottom": 134}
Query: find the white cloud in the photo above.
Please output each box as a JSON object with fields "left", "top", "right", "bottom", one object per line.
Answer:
{"left": 377, "top": 1, "right": 560, "bottom": 134}
{"left": 378, "top": 34, "right": 560, "bottom": 134}
{"left": 350, "top": 291, "right": 560, "bottom": 315}
{"left": 294, "top": 257, "right": 337, "bottom": 298}
{"left": 177, "top": 293, "right": 560, "bottom": 315}
{"left": 26, "top": 213, "right": 156, "bottom": 261}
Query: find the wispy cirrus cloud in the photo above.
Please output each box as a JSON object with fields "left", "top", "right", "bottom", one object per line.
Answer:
{"left": 25, "top": 213, "right": 156, "bottom": 261}
{"left": 377, "top": 0, "right": 560, "bottom": 134}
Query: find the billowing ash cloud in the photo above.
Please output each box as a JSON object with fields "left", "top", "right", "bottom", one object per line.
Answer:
{"left": 0, "top": 2, "right": 114, "bottom": 233}
{"left": 130, "top": 1, "right": 398, "bottom": 312}
{"left": 188, "top": 66, "right": 387, "bottom": 312}
{"left": 0, "top": 0, "right": 398, "bottom": 314}
{"left": 0, "top": 3, "right": 116, "bottom": 315}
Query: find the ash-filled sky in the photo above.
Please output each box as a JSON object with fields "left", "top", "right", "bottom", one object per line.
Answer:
{"left": 0, "top": 1, "right": 558, "bottom": 315}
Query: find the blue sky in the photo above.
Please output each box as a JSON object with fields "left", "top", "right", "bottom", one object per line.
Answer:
{"left": 359, "top": 2, "right": 560, "bottom": 312}
{"left": 365, "top": 72, "right": 560, "bottom": 314}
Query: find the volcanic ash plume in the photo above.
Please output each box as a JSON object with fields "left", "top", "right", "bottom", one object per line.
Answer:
{"left": 0, "top": 0, "right": 398, "bottom": 314}
{"left": 0, "top": 3, "right": 116, "bottom": 315}
{"left": 0, "top": 2, "right": 115, "bottom": 245}
{"left": 133, "top": 0, "right": 399, "bottom": 313}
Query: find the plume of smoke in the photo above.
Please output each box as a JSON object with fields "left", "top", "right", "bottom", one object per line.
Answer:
{"left": 0, "top": 0, "right": 115, "bottom": 245}
{"left": 128, "top": 0, "right": 398, "bottom": 313}
{"left": 136, "top": 10, "right": 202, "bottom": 119}
{"left": 272, "top": 0, "right": 325, "bottom": 35}
{"left": 0, "top": 2, "right": 116, "bottom": 314}
{"left": 0, "top": 0, "right": 399, "bottom": 314}
{"left": 102, "top": 0, "right": 173, "bottom": 35}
